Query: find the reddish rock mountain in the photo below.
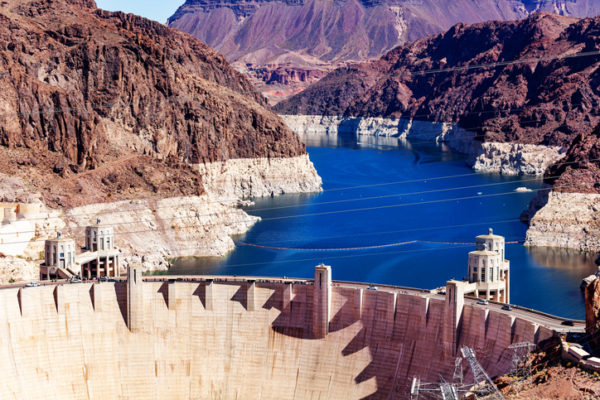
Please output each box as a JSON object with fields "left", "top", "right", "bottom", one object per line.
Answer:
{"left": 0, "top": 0, "right": 306, "bottom": 206}
{"left": 277, "top": 13, "right": 600, "bottom": 190}
{"left": 546, "top": 124, "right": 600, "bottom": 193}
{"left": 168, "top": 0, "right": 600, "bottom": 102}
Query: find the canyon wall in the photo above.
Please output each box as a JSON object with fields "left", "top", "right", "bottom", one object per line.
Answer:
{"left": 0, "top": 276, "right": 558, "bottom": 399}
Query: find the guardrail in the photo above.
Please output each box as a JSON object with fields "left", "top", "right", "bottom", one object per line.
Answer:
{"left": 464, "top": 295, "right": 585, "bottom": 325}
{"left": 142, "top": 275, "right": 312, "bottom": 285}
{"left": 332, "top": 279, "right": 434, "bottom": 294}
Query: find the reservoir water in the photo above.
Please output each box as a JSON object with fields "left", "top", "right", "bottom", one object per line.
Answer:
{"left": 170, "top": 134, "right": 597, "bottom": 319}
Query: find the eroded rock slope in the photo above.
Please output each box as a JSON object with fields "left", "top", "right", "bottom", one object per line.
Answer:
{"left": 0, "top": 0, "right": 321, "bottom": 276}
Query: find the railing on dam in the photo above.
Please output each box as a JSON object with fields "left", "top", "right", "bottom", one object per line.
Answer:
{"left": 142, "top": 275, "right": 313, "bottom": 285}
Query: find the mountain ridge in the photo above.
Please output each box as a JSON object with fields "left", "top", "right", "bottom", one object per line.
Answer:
{"left": 168, "top": 0, "right": 600, "bottom": 102}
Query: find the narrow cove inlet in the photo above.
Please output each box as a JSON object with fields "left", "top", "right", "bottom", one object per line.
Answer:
{"left": 170, "top": 135, "right": 597, "bottom": 320}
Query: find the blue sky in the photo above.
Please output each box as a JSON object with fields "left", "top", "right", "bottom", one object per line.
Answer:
{"left": 95, "top": 1, "right": 182, "bottom": 24}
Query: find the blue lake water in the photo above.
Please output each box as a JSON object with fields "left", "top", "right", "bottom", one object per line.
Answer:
{"left": 170, "top": 135, "right": 597, "bottom": 319}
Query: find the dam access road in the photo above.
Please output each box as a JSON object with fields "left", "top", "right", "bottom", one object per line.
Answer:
{"left": 0, "top": 266, "right": 585, "bottom": 399}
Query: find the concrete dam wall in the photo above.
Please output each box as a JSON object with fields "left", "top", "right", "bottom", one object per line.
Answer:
{"left": 0, "top": 269, "right": 563, "bottom": 399}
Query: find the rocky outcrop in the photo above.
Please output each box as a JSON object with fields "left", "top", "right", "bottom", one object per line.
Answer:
{"left": 0, "top": 256, "right": 37, "bottom": 284}
{"left": 545, "top": 125, "right": 600, "bottom": 194}
{"left": 470, "top": 143, "right": 565, "bottom": 176}
{"left": 585, "top": 277, "right": 600, "bottom": 353}
{"left": 197, "top": 155, "right": 322, "bottom": 201}
{"left": 521, "top": 124, "right": 600, "bottom": 251}
{"left": 524, "top": 191, "right": 600, "bottom": 251}
{"left": 169, "top": 0, "right": 600, "bottom": 101}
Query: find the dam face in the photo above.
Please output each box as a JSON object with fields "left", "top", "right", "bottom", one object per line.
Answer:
{"left": 0, "top": 273, "right": 558, "bottom": 399}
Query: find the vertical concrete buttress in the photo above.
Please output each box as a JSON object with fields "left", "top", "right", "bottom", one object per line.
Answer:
{"left": 283, "top": 282, "right": 293, "bottom": 312}
{"left": 53, "top": 286, "right": 63, "bottom": 314}
{"left": 247, "top": 280, "right": 256, "bottom": 312}
{"left": 167, "top": 281, "right": 176, "bottom": 310}
{"left": 444, "top": 280, "right": 465, "bottom": 356}
{"left": 313, "top": 264, "right": 332, "bottom": 339}
{"left": 205, "top": 279, "right": 214, "bottom": 311}
{"left": 91, "top": 283, "right": 101, "bottom": 312}
{"left": 127, "top": 267, "right": 143, "bottom": 332}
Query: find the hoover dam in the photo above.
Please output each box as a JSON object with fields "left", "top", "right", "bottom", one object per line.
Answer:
{"left": 0, "top": 265, "right": 583, "bottom": 399}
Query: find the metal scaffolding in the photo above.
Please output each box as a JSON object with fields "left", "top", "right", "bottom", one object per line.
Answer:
{"left": 409, "top": 346, "right": 506, "bottom": 400}
{"left": 508, "top": 342, "right": 536, "bottom": 378}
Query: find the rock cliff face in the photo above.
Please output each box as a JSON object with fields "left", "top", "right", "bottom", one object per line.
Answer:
{"left": 168, "top": 0, "right": 600, "bottom": 102}
{"left": 0, "top": 0, "right": 305, "bottom": 172}
{"left": 0, "top": 0, "right": 322, "bottom": 277}
{"left": 585, "top": 277, "right": 600, "bottom": 353}
{"left": 524, "top": 190, "right": 600, "bottom": 251}
{"left": 522, "top": 124, "right": 600, "bottom": 251}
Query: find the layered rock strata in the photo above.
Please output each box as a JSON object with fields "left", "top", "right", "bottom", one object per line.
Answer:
{"left": 197, "top": 155, "right": 322, "bottom": 200}
{"left": 470, "top": 142, "right": 565, "bottom": 176}
{"left": 64, "top": 196, "right": 260, "bottom": 273}
{"left": 524, "top": 191, "right": 600, "bottom": 251}
{"left": 523, "top": 126, "right": 600, "bottom": 251}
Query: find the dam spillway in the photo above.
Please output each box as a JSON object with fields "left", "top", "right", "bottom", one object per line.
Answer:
{"left": 0, "top": 267, "right": 579, "bottom": 399}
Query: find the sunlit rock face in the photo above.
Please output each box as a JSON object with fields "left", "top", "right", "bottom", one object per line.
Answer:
{"left": 169, "top": 0, "right": 600, "bottom": 102}
{"left": 585, "top": 277, "right": 600, "bottom": 353}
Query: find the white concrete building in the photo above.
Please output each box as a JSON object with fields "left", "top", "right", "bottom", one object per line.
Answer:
{"left": 85, "top": 217, "right": 114, "bottom": 252}
{"left": 40, "top": 232, "right": 76, "bottom": 280}
{"left": 467, "top": 228, "right": 510, "bottom": 303}
{"left": 80, "top": 218, "right": 120, "bottom": 279}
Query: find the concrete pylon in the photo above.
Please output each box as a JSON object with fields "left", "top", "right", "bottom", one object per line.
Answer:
{"left": 313, "top": 264, "right": 332, "bottom": 339}
{"left": 247, "top": 280, "right": 256, "bottom": 312}
{"left": 127, "top": 266, "right": 143, "bottom": 332}
{"left": 444, "top": 280, "right": 465, "bottom": 356}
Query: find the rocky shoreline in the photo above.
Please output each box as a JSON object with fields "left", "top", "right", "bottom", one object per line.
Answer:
{"left": 281, "top": 115, "right": 565, "bottom": 176}
{"left": 523, "top": 190, "right": 600, "bottom": 252}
